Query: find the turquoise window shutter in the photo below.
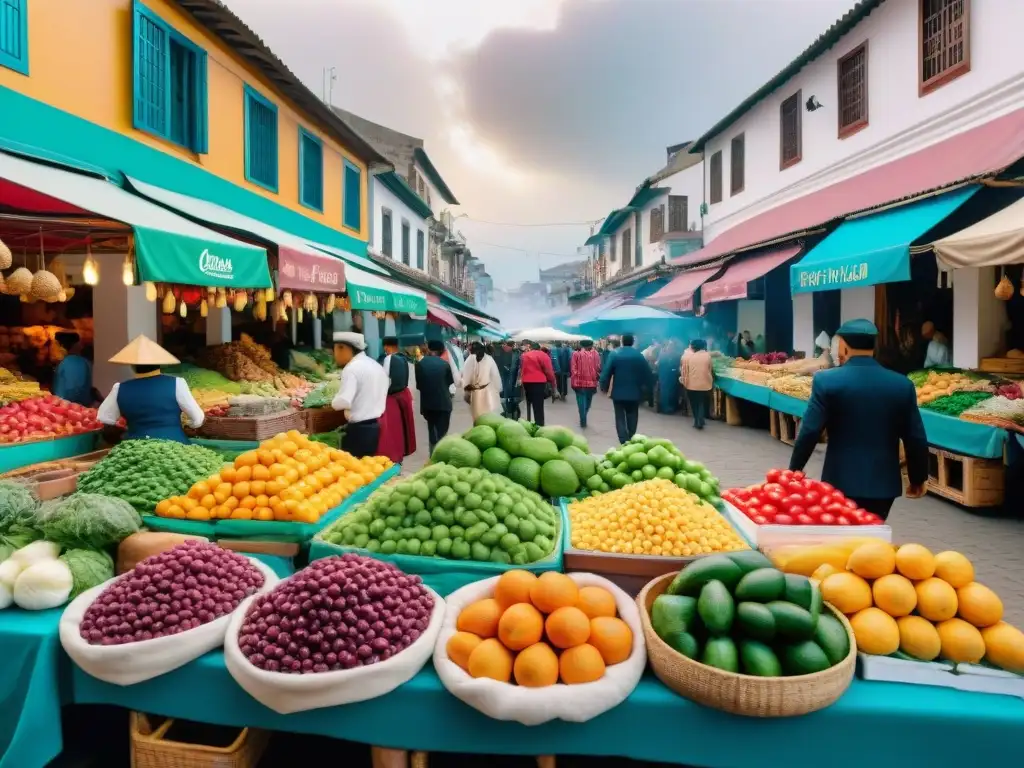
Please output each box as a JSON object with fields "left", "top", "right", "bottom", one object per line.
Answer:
{"left": 343, "top": 161, "right": 361, "bottom": 230}
{"left": 299, "top": 128, "right": 324, "bottom": 211}
{"left": 244, "top": 84, "right": 279, "bottom": 191}
{"left": 0, "top": 0, "right": 28, "bottom": 75}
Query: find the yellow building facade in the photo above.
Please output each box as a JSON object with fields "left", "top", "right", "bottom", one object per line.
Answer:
{"left": 0, "top": 0, "right": 380, "bottom": 252}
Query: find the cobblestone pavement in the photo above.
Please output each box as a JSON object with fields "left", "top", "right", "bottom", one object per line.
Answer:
{"left": 403, "top": 389, "right": 1024, "bottom": 626}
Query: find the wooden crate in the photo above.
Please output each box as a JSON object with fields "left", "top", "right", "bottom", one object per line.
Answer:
{"left": 711, "top": 388, "right": 725, "bottom": 420}
{"left": 195, "top": 410, "right": 304, "bottom": 442}
{"left": 979, "top": 357, "right": 1024, "bottom": 375}
{"left": 303, "top": 406, "right": 346, "bottom": 434}
{"left": 921, "top": 447, "right": 1004, "bottom": 508}
{"left": 771, "top": 409, "right": 826, "bottom": 447}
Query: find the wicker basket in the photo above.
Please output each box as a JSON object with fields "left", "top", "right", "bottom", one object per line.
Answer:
{"left": 195, "top": 410, "right": 304, "bottom": 441}
{"left": 303, "top": 406, "right": 346, "bottom": 434}
{"left": 636, "top": 572, "right": 856, "bottom": 717}
{"left": 129, "top": 712, "right": 268, "bottom": 768}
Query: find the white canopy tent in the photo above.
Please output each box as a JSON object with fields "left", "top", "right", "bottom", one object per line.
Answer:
{"left": 508, "top": 327, "right": 591, "bottom": 343}
{"left": 932, "top": 196, "right": 1024, "bottom": 268}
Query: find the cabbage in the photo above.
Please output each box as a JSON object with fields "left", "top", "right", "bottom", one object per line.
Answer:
{"left": 13, "top": 559, "right": 73, "bottom": 610}
{"left": 38, "top": 493, "right": 142, "bottom": 550}
{"left": 59, "top": 548, "right": 114, "bottom": 599}
{"left": 0, "top": 480, "right": 39, "bottom": 533}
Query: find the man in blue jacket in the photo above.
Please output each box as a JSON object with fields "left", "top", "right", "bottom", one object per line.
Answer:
{"left": 789, "top": 319, "right": 928, "bottom": 521}
{"left": 599, "top": 333, "right": 654, "bottom": 444}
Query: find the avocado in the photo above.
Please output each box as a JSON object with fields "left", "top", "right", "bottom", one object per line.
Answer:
{"left": 734, "top": 568, "right": 787, "bottom": 603}
{"left": 667, "top": 555, "right": 744, "bottom": 596}
{"left": 735, "top": 602, "right": 776, "bottom": 643}
{"left": 813, "top": 613, "right": 850, "bottom": 665}
{"left": 697, "top": 580, "right": 735, "bottom": 635}
{"left": 766, "top": 601, "right": 816, "bottom": 642}
{"left": 739, "top": 640, "right": 783, "bottom": 677}
{"left": 701, "top": 636, "right": 739, "bottom": 673}
{"left": 781, "top": 641, "right": 832, "bottom": 676}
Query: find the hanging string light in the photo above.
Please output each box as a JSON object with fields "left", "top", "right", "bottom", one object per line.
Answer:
{"left": 82, "top": 240, "right": 99, "bottom": 286}
{"left": 121, "top": 246, "right": 135, "bottom": 286}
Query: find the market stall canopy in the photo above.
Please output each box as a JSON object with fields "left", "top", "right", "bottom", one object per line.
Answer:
{"left": 790, "top": 186, "right": 979, "bottom": 294}
{"left": 344, "top": 264, "right": 427, "bottom": 314}
{"left": 578, "top": 303, "right": 702, "bottom": 339}
{"left": 427, "top": 303, "right": 464, "bottom": 331}
{"left": 701, "top": 246, "right": 802, "bottom": 304}
{"left": 562, "top": 292, "right": 628, "bottom": 328}
{"left": 643, "top": 267, "right": 721, "bottom": 312}
{"left": 672, "top": 106, "right": 1024, "bottom": 269}
{"left": 508, "top": 327, "right": 590, "bottom": 343}
{"left": 124, "top": 177, "right": 344, "bottom": 292}
{"left": 932, "top": 194, "right": 1024, "bottom": 268}
{"left": 0, "top": 153, "right": 270, "bottom": 287}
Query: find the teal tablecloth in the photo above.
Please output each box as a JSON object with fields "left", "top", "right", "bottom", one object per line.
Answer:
{"left": 0, "top": 609, "right": 65, "bottom": 768}
{"left": 715, "top": 377, "right": 772, "bottom": 406}
{"left": 919, "top": 411, "right": 1007, "bottom": 459}
{"left": 70, "top": 653, "right": 1024, "bottom": 768}
{"left": 0, "top": 432, "right": 100, "bottom": 474}
{"left": 768, "top": 391, "right": 808, "bottom": 417}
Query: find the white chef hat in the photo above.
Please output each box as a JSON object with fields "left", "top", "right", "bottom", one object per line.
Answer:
{"left": 333, "top": 331, "right": 367, "bottom": 351}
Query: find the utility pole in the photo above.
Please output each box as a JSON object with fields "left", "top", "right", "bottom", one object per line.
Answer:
{"left": 322, "top": 67, "right": 337, "bottom": 105}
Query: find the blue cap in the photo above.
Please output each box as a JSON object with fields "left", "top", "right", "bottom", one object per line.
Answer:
{"left": 835, "top": 318, "right": 878, "bottom": 338}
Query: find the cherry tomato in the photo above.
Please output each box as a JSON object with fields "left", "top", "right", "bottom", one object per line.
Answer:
{"left": 836, "top": 515, "right": 852, "bottom": 525}
{"left": 862, "top": 513, "right": 882, "bottom": 524}
{"left": 796, "top": 513, "right": 815, "bottom": 525}
{"left": 818, "top": 512, "right": 836, "bottom": 525}
{"left": 792, "top": 471, "right": 805, "bottom": 480}
{"left": 826, "top": 503, "right": 846, "bottom": 516}
{"left": 765, "top": 469, "right": 782, "bottom": 484}
{"left": 760, "top": 504, "right": 778, "bottom": 519}
{"left": 752, "top": 515, "right": 769, "bottom": 525}
{"left": 782, "top": 494, "right": 804, "bottom": 509}
{"left": 806, "top": 504, "right": 824, "bottom": 518}
{"left": 773, "top": 513, "right": 794, "bottom": 525}
{"left": 844, "top": 499, "right": 859, "bottom": 509}
{"left": 766, "top": 491, "right": 785, "bottom": 505}
{"left": 763, "top": 483, "right": 785, "bottom": 495}
{"left": 819, "top": 482, "right": 835, "bottom": 493}
{"left": 803, "top": 490, "right": 821, "bottom": 505}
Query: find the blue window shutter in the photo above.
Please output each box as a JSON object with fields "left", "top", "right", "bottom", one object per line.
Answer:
{"left": 299, "top": 128, "right": 323, "bottom": 211}
{"left": 343, "top": 161, "right": 361, "bottom": 230}
{"left": 245, "top": 85, "right": 278, "bottom": 191}
{"left": 0, "top": 0, "right": 27, "bottom": 74}
{"left": 133, "top": 3, "right": 169, "bottom": 136}
{"left": 193, "top": 49, "right": 208, "bottom": 154}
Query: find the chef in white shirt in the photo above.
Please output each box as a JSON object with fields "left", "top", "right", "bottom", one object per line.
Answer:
{"left": 331, "top": 331, "right": 389, "bottom": 457}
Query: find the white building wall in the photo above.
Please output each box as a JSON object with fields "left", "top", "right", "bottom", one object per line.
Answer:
{"left": 701, "top": 0, "right": 1024, "bottom": 245}
{"left": 371, "top": 177, "right": 429, "bottom": 271}
{"left": 412, "top": 160, "right": 448, "bottom": 218}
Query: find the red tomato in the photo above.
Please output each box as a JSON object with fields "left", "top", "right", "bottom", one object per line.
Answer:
{"left": 862, "top": 513, "right": 882, "bottom": 524}
{"left": 773, "top": 513, "right": 794, "bottom": 525}
{"left": 844, "top": 499, "right": 859, "bottom": 509}
{"left": 792, "top": 471, "right": 805, "bottom": 480}
{"left": 803, "top": 490, "right": 821, "bottom": 505}
{"left": 818, "top": 512, "right": 836, "bottom": 525}
{"left": 819, "top": 482, "right": 835, "bottom": 493}
{"left": 782, "top": 494, "right": 803, "bottom": 508}
{"left": 766, "top": 491, "right": 785, "bottom": 505}
{"left": 765, "top": 469, "right": 782, "bottom": 484}
{"left": 763, "top": 483, "right": 785, "bottom": 496}
{"left": 760, "top": 504, "right": 778, "bottom": 519}
{"left": 796, "top": 513, "right": 815, "bottom": 525}
{"left": 752, "top": 515, "right": 769, "bottom": 525}
{"left": 836, "top": 515, "right": 852, "bottom": 525}
{"left": 825, "top": 503, "right": 846, "bottom": 516}
{"left": 805, "top": 504, "right": 824, "bottom": 518}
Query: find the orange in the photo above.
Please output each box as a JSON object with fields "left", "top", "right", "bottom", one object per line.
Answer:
{"left": 513, "top": 642, "right": 559, "bottom": 688}
{"left": 467, "top": 638, "right": 514, "bottom": 682}
{"left": 269, "top": 464, "right": 288, "bottom": 479}
{"left": 230, "top": 507, "right": 253, "bottom": 520}
{"left": 234, "top": 465, "right": 252, "bottom": 483}
{"left": 446, "top": 631, "right": 483, "bottom": 671}
{"left": 189, "top": 481, "right": 211, "bottom": 499}
{"left": 257, "top": 450, "right": 276, "bottom": 467}
{"left": 232, "top": 481, "right": 251, "bottom": 499}
{"left": 206, "top": 474, "right": 222, "bottom": 487}
{"left": 255, "top": 494, "right": 270, "bottom": 508}
{"left": 576, "top": 586, "right": 617, "bottom": 619}
{"left": 529, "top": 572, "right": 579, "bottom": 614}
{"left": 545, "top": 606, "right": 591, "bottom": 649}
{"left": 200, "top": 494, "right": 217, "bottom": 510}
{"left": 456, "top": 599, "right": 503, "bottom": 638}
{"left": 588, "top": 616, "right": 633, "bottom": 665}
{"left": 212, "top": 505, "right": 230, "bottom": 519}
{"left": 220, "top": 466, "right": 237, "bottom": 483}
{"left": 155, "top": 499, "right": 172, "bottom": 516}
{"left": 239, "top": 496, "right": 257, "bottom": 510}
{"left": 166, "top": 504, "right": 185, "bottom": 519}
{"left": 224, "top": 496, "right": 239, "bottom": 511}
{"left": 250, "top": 480, "right": 267, "bottom": 496}
{"left": 255, "top": 507, "right": 274, "bottom": 521}
{"left": 494, "top": 570, "right": 538, "bottom": 610}
{"left": 559, "top": 643, "right": 606, "bottom": 684}
{"left": 497, "top": 603, "right": 544, "bottom": 650}
{"left": 236, "top": 450, "right": 259, "bottom": 467}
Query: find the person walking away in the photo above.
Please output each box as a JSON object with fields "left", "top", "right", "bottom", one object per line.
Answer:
{"left": 599, "top": 333, "right": 654, "bottom": 444}
{"left": 416, "top": 340, "right": 454, "bottom": 454}
{"left": 554, "top": 341, "right": 572, "bottom": 401}
{"left": 570, "top": 339, "right": 601, "bottom": 428}
{"left": 495, "top": 340, "right": 522, "bottom": 418}
{"left": 330, "top": 332, "right": 389, "bottom": 458}
{"left": 678, "top": 341, "right": 694, "bottom": 416}
{"left": 98, "top": 335, "right": 204, "bottom": 443}
{"left": 683, "top": 340, "right": 714, "bottom": 429}
{"left": 520, "top": 341, "right": 556, "bottom": 426}
{"left": 921, "top": 321, "right": 952, "bottom": 368}
{"left": 461, "top": 342, "right": 502, "bottom": 421}
{"left": 377, "top": 336, "right": 417, "bottom": 464}
{"left": 656, "top": 341, "right": 681, "bottom": 415}
{"left": 789, "top": 319, "right": 929, "bottom": 521}
{"left": 52, "top": 331, "right": 93, "bottom": 406}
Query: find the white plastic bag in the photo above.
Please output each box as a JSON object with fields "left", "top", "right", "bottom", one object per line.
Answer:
{"left": 60, "top": 558, "right": 279, "bottom": 686}
{"left": 224, "top": 585, "right": 445, "bottom": 714}
{"left": 433, "top": 573, "right": 647, "bottom": 726}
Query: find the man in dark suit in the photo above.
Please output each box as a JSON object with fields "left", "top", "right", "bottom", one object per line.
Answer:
{"left": 789, "top": 319, "right": 928, "bottom": 521}
{"left": 415, "top": 339, "right": 455, "bottom": 454}
{"left": 599, "top": 333, "right": 655, "bottom": 444}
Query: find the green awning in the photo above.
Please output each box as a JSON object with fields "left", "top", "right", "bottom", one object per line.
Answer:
{"left": 627, "top": 185, "right": 668, "bottom": 208}
{"left": 598, "top": 208, "right": 634, "bottom": 237}
{"left": 0, "top": 154, "right": 271, "bottom": 288}
{"left": 345, "top": 265, "right": 427, "bottom": 314}
{"left": 377, "top": 171, "right": 433, "bottom": 219}
{"left": 791, "top": 186, "right": 980, "bottom": 294}
{"left": 584, "top": 234, "right": 605, "bottom": 246}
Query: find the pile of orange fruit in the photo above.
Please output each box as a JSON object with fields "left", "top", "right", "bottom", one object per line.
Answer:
{"left": 154, "top": 430, "right": 392, "bottom": 523}
{"left": 447, "top": 570, "right": 634, "bottom": 687}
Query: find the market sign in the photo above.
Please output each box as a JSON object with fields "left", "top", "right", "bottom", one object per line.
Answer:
{"left": 700, "top": 279, "right": 748, "bottom": 303}
{"left": 346, "top": 277, "right": 427, "bottom": 315}
{"left": 277, "top": 246, "right": 346, "bottom": 293}
{"left": 791, "top": 260, "right": 877, "bottom": 293}
{"left": 134, "top": 226, "right": 272, "bottom": 288}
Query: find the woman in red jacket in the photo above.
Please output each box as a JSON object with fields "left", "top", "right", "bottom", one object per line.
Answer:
{"left": 519, "top": 341, "right": 556, "bottom": 426}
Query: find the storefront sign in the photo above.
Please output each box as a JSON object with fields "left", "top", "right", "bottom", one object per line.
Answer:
{"left": 793, "top": 261, "right": 870, "bottom": 292}
{"left": 198, "top": 249, "right": 233, "bottom": 280}
{"left": 133, "top": 225, "right": 272, "bottom": 288}
{"left": 277, "top": 246, "right": 346, "bottom": 293}
{"left": 700, "top": 279, "right": 748, "bottom": 304}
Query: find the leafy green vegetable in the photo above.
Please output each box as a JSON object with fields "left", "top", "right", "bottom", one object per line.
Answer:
{"left": 922, "top": 391, "right": 994, "bottom": 417}
{"left": 310, "top": 430, "right": 341, "bottom": 449}
{"left": 77, "top": 439, "right": 225, "bottom": 514}
{"left": 162, "top": 363, "right": 242, "bottom": 394}
{"left": 0, "top": 480, "right": 39, "bottom": 531}
{"left": 303, "top": 380, "right": 340, "bottom": 408}
{"left": 38, "top": 493, "right": 142, "bottom": 550}
{"left": 59, "top": 548, "right": 115, "bottom": 598}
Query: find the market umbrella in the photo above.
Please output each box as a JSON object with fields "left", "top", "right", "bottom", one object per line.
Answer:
{"left": 508, "top": 327, "right": 591, "bottom": 343}
{"left": 577, "top": 304, "right": 701, "bottom": 341}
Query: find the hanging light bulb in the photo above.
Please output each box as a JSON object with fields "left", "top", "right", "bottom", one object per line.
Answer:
{"left": 121, "top": 252, "right": 134, "bottom": 286}
{"left": 179, "top": 298, "right": 188, "bottom": 318}
{"left": 82, "top": 242, "right": 99, "bottom": 286}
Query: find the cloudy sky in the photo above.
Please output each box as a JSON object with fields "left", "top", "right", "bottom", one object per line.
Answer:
{"left": 222, "top": 0, "right": 853, "bottom": 291}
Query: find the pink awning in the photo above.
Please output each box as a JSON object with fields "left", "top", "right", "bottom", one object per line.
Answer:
{"left": 701, "top": 246, "right": 801, "bottom": 303}
{"left": 427, "top": 303, "right": 464, "bottom": 331}
{"left": 674, "top": 106, "right": 1024, "bottom": 267}
{"left": 643, "top": 267, "right": 720, "bottom": 312}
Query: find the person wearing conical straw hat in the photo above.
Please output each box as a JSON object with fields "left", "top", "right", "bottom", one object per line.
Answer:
{"left": 97, "top": 335, "right": 205, "bottom": 443}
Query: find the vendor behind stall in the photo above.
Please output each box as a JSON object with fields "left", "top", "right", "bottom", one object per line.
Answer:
{"left": 921, "top": 321, "right": 952, "bottom": 368}
{"left": 331, "top": 331, "right": 388, "bottom": 458}
{"left": 97, "top": 335, "right": 205, "bottom": 443}
{"left": 52, "top": 331, "right": 93, "bottom": 406}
